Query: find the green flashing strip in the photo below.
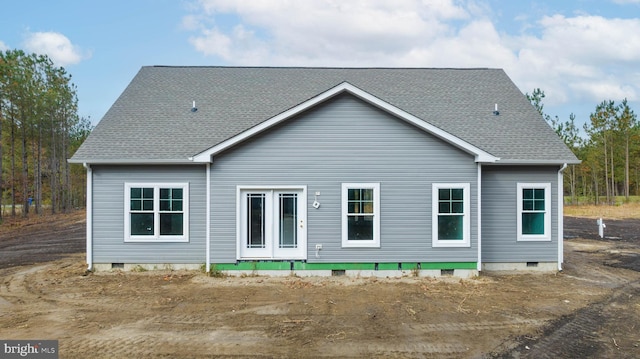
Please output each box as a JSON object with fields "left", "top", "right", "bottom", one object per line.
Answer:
{"left": 212, "top": 261, "right": 476, "bottom": 271}
{"left": 420, "top": 262, "right": 477, "bottom": 270}
{"left": 294, "top": 262, "right": 375, "bottom": 271}
{"left": 213, "top": 262, "right": 291, "bottom": 271}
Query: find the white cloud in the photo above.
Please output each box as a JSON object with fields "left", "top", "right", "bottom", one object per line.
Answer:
{"left": 536, "top": 15, "right": 640, "bottom": 63}
{"left": 0, "top": 40, "right": 8, "bottom": 51}
{"left": 22, "top": 31, "right": 89, "bottom": 67}
{"left": 185, "top": 0, "right": 474, "bottom": 66}
{"left": 570, "top": 81, "right": 636, "bottom": 103}
{"left": 507, "top": 15, "right": 640, "bottom": 105}
{"left": 183, "top": 0, "right": 640, "bottom": 109}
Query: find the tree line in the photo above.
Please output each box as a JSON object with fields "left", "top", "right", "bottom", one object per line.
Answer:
{"left": 0, "top": 47, "right": 634, "bottom": 217}
{"left": 528, "top": 89, "right": 639, "bottom": 204}
{"left": 0, "top": 49, "right": 92, "bottom": 219}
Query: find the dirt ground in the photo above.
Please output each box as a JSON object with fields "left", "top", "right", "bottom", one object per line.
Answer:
{"left": 0, "top": 211, "right": 86, "bottom": 269}
{"left": 0, "top": 213, "right": 639, "bottom": 358}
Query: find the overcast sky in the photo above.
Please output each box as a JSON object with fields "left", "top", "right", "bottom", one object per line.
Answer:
{"left": 1, "top": 0, "right": 639, "bottom": 131}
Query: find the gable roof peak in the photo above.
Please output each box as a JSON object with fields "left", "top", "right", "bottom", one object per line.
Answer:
{"left": 191, "top": 81, "right": 499, "bottom": 163}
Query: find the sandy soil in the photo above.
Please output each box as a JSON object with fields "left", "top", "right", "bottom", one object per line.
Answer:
{"left": 0, "top": 214, "right": 639, "bottom": 358}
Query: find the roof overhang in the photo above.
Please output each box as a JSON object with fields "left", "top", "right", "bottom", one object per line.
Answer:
{"left": 491, "top": 159, "right": 582, "bottom": 165}
{"left": 191, "top": 82, "right": 500, "bottom": 163}
{"left": 67, "top": 158, "right": 196, "bottom": 165}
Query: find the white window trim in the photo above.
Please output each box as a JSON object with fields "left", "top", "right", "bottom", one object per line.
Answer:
{"left": 124, "top": 182, "right": 189, "bottom": 242}
{"left": 341, "top": 183, "right": 380, "bottom": 248}
{"left": 517, "top": 183, "right": 551, "bottom": 241}
{"left": 432, "top": 183, "right": 471, "bottom": 248}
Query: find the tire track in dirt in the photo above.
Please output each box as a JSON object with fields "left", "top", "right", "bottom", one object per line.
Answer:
{"left": 405, "top": 318, "right": 550, "bottom": 332}
{"left": 0, "top": 211, "right": 85, "bottom": 269}
{"left": 496, "top": 280, "right": 640, "bottom": 359}
{"left": 0, "top": 264, "right": 53, "bottom": 301}
{"left": 492, "top": 234, "right": 640, "bottom": 359}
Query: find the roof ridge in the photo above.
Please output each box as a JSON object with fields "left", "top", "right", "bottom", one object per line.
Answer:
{"left": 147, "top": 65, "right": 497, "bottom": 70}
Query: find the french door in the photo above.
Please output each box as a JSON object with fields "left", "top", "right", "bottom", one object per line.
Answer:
{"left": 238, "top": 187, "right": 306, "bottom": 259}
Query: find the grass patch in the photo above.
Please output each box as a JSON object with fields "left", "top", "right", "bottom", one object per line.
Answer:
{"left": 564, "top": 202, "right": 640, "bottom": 220}
{"left": 204, "top": 264, "right": 225, "bottom": 278}
{"left": 131, "top": 265, "right": 148, "bottom": 272}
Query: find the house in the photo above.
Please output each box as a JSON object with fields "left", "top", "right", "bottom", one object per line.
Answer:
{"left": 69, "top": 67, "right": 580, "bottom": 277}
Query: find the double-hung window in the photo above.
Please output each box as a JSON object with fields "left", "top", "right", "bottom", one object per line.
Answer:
{"left": 125, "top": 183, "right": 189, "bottom": 242}
{"left": 341, "top": 183, "right": 380, "bottom": 248}
{"left": 432, "top": 183, "right": 470, "bottom": 247}
{"left": 517, "top": 183, "right": 551, "bottom": 241}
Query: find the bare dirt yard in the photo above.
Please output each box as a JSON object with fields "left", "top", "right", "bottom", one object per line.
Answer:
{"left": 1, "top": 212, "right": 639, "bottom": 358}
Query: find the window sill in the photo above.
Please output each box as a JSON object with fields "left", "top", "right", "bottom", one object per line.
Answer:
{"left": 432, "top": 240, "right": 470, "bottom": 248}
{"left": 517, "top": 236, "right": 551, "bottom": 242}
{"left": 341, "top": 241, "right": 380, "bottom": 248}
{"left": 125, "top": 237, "right": 189, "bottom": 243}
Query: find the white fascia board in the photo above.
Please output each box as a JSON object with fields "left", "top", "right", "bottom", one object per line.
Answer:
{"left": 191, "top": 82, "right": 499, "bottom": 163}
{"left": 495, "top": 159, "right": 581, "bottom": 165}
{"left": 68, "top": 158, "right": 195, "bottom": 165}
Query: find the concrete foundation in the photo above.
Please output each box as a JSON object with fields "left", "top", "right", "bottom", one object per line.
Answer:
{"left": 92, "top": 263, "right": 202, "bottom": 271}
{"left": 481, "top": 262, "right": 558, "bottom": 272}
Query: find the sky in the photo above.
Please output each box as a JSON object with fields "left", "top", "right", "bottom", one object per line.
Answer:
{"left": 1, "top": 0, "right": 639, "bottom": 132}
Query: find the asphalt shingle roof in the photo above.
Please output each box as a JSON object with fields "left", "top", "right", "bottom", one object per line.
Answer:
{"left": 70, "top": 66, "right": 579, "bottom": 164}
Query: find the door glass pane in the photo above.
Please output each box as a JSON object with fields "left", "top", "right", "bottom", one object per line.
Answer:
{"left": 522, "top": 213, "right": 545, "bottom": 234}
{"left": 131, "top": 213, "right": 154, "bottom": 235}
{"left": 247, "top": 194, "right": 265, "bottom": 248}
{"left": 438, "top": 215, "right": 463, "bottom": 240}
{"left": 279, "top": 194, "right": 297, "bottom": 248}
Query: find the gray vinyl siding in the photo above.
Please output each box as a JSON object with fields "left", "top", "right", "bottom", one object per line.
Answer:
{"left": 92, "top": 165, "right": 206, "bottom": 263}
{"left": 481, "top": 166, "right": 559, "bottom": 262}
{"left": 210, "top": 94, "right": 478, "bottom": 263}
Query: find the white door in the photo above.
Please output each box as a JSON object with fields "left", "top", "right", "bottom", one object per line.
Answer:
{"left": 238, "top": 188, "right": 306, "bottom": 259}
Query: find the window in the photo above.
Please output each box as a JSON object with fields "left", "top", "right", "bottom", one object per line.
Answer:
{"left": 342, "top": 183, "right": 380, "bottom": 247}
{"left": 432, "top": 183, "right": 470, "bottom": 247}
{"left": 517, "top": 183, "right": 551, "bottom": 241}
{"left": 125, "top": 183, "right": 189, "bottom": 242}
